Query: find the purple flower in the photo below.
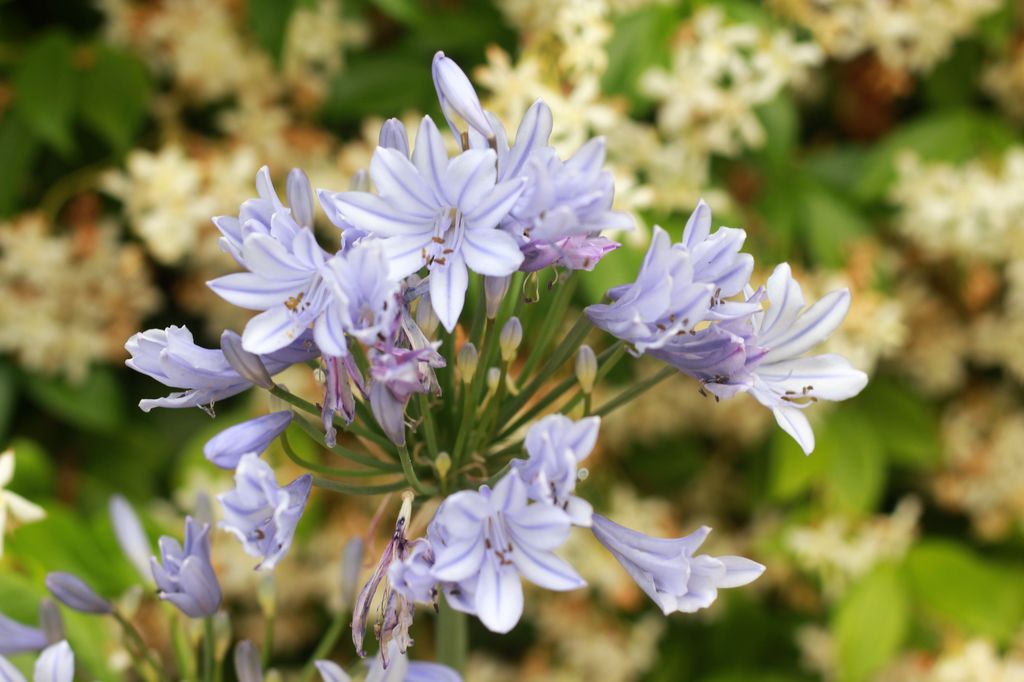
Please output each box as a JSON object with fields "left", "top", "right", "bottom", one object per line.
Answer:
{"left": 590, "top": 515, "right": 764, "bottom": 614}
{"left": 512, "top": 415, "right": 600, "bottom": 527}
{"left": 203, "top": 411, "right": 293, "bottom": 469}
{"left": 0, "top": 612, "right": 47, "bottom": 655}
{"left": 151, "top": 517, "right": 222, "bottom": 618}
{"left": 319, "top": 239, "right": 403, "bottom": 350}
{"left": 0, "top": 640, "right": 75, "bottom": 682}
{"left": 321, "top": 354, "right": 365, "bottom": 448}
{"left": 369, "top": 344, "right": 443, "bottom": 446}
{"left": 677, "top": 200, "right": 757, "bottom": 319}
{"left": 520, "top": 234, "right": 620, "bottom": 272}
{"left": 218, "top": 454, "right": 312, "bottom": 570}
{"left": 432, "top": 51, "right": 494, "bottom": 144}
{"left": 45, "top": 573, "right": 112, "bottom": 615}
{"left": 428, "top": 469, "right": 585, "bottom": 633}
{"left": 319, "top": 116, "right": 527, "bottom": 332}
{"left": 586, "top": 227, "right": 714, "bottom": 353}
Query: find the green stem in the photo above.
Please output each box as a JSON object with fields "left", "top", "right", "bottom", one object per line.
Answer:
{"left": 113, "top": 612, "right": 167, "bottom": 682}
{"left": 398, "top": 444, "right": 435, "bottom": 495}
{"left": 311, "top": 476, "right": 409, "bottom": 495}
{"left": 515, "top": 274, "right": 577, "bottom": 381}
{"left": 298, "top": 607, "right": 348, "bottom": 682}
{"left": 202, "top": 618, "right": 215, "bottom": 682}
{"left": 436, "top": 597, "right": 468, "bottom": 673}
{"left": 593, "top": 366, "right": 677, "bottom": 417}
{"left": 263, "top": 615, "right": 274, "bottom": 669}
{"left": 417, "top": 393, "right": 440, "bottom": 458}
{"left": 287, "top": 403, "right": 402, "bottom": 472}
{"left": 271, "top": 385, "right": 396, "bottom": 454}
{"left": 279, "top": 430, "right": 390, "bottom": 477}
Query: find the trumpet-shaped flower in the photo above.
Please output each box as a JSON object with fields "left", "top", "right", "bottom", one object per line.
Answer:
{"left": 677, "top": 200, "right": 757, "bottom": 318}
{"left": 0, "top": 641, "right": 74, "bottom": 682}
{"left": 218, "top": 454, "right": 312, "bottom": 571}
{"left": 0, "top": 450, "right": 46, "bottom": 558}
{"left": 203, "top": 411, "right": 294, "bottom": 469}
{"left": 151, "top": 517, "right": 222, "bottom": 618}
{"left": 428, "top": 470, "right": 585, "bottom": 633}
{"left": 512, "top": 415, "right": 599, "bottom": 527}
{"left": 591, "top": 515, "right": 764, "bottom": 615}
{"left": 319, "top": 116, "right": 527, "bottom": 332}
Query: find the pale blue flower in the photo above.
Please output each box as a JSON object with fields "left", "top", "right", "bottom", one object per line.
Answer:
{"left": 319, "top": 115, "right": 527, "bottom": 332}
{"left": 45, "top": 573, "right": 112, "bottom": 615}
{"left": 0, "top": 612, "right": 47, "bottom": 655}
{"left": 203, "top": 411, "right": 293, "bottom": 469}
{"left": 586, "top": 227, "right": 714, "bottom": 353}
{"left": 319, "top": 239, "right": 403, "bottom": 351}
{"left": 369, "top": 345, "right": 443, "bottom": 446}
{"left": 512, "top": 415, "right": 600, "bottom": 527}
{"left": 151, "top": 517, "right": 222, "bottom": 618}
{"left": 218, "top": 454, "right": 312, "bottom": 571}
{"left": 109, "top": 495, "right": 152, "bottom": 582}
{"left": 0, "top": 641, "right": 74, "bottom": 682}
{"left": 428, "top": 469, "right": 584, "bottom": 633}
{"left": 590, "top": 515, "right": 764, "bottom": 615}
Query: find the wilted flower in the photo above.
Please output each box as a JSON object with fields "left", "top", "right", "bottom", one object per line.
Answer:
{"left": 591, "top": 515, "right": 764, "bottom": 614}
{"left": 204, "top": 411, "right": 294, "bottom": 469}
{"left": 151, "top": 517, "right": 222, "bottom": 618}
{"left": 513, "top": 415, "right": 599, "bottom": 527}
{"left": 45, "top": 573, "right": 113, "bottom": 615}
{"left": 0, "top": 449, "right": 46, "bottom": 557}
{"left": 322, "top": 354, "right": 365, "bottom": 447}
{"left": 369, "top": 346, "right": 441, "bottom": 446}
{"left": 218, "top": 454, "right": 313, "bottom": 570}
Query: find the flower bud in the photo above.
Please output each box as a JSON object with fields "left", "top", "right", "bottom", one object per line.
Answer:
{"left": 378, "top": 118, "right": 410, "bottom": 157}
{"left": 415, "top": 297, "right": 440, "bottom": 337}
{"left": 109, "top": 495, "right": 152, "bottom": 582}
{"left": 456, "top": 343, "right": 478, "bottom": 384}
{"left": 339, "top": 537, "right": 365, "bottom": 612}
{"left": 484, "top": 275, "right": 511, "bottom": 319}
{"left": 432, "top": 51, "right": 494, "bottom": 145}
{"left": 46, "top": 573, "right": 113, "bottom": 615}
{"left": 38, "top": 599, "right": 64, "bottom": 645}
{"left": 575, "top": 345, "right": 597, "bottom": 395}
{"left": 286, "top": 168, "right": 315, "bottom": 229}
{"left": 203, "top": 411, "right": 293, "bottom": 470}
{"left": 221, "top": 331, "right": 274, "bottom": 389}
{"left": 500, "top": 317, "right": 523, "bottom": 363}
{"left": 234, "top": 641, "right": 263, "bottom": 682}
{"left": 434, "top": 452, "right": 452, "bottom": 482}
{"left": 486, "top": 367, "right": 501, "bottom": 393}
{"left": 369, "top": 381, "right": 407, "bottom": 446}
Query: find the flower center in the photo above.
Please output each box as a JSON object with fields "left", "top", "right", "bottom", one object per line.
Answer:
{"left": 423, "top": 207, "right": 465, "bottom": 269}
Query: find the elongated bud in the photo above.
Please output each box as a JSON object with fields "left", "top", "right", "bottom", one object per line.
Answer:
{"left": 431, "top": 51, "right": 494, "bottom": 146}
{"left": 576, "top": 345, "right": 597, "bottom": 394}
{"left": 221, "top": 331, "right": 274, "bottom": 389}
{"left": 415, "top": 297, "right": 439, "bottom": 337}
{"left": 456, "top": 343, "right": 478, "bottom": 384}
{"left": 109, "top": 495, "right": 152, "bottom": 582}
{"left": 46, "top": 573, "right": 113, "bottom": 614}
{"left": 339, "top": 538, "right": 365, "bottom": 612}
{"left": 39, "top": 600, "right": 65, "bottom": 645}
{"left": 234, "top": 641, "right": 263, "bottom": 682}
{"left": 369, "top": 381, "right": 407, "bottom": 446}
{"left": 500, "top": 317, "right": 523, "bottom": 363}
{"left": 203, "top": 411, "right": 293, "bottom": 469}
{"left": 484, "top": 275, "right": 511, "bottom": 319}
{"left": 486, "top": 367, "right": 501, "bottom": 393}
{"left": 378, "top": 118, "right": 410, "bottom": 157}
{"left": 434, "top": 452, "right": 452, "bottom": 482}
{"left": 286, "top": 169, "right": 315, "bottom": 229}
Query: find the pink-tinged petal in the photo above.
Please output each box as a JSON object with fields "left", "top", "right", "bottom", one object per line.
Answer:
{"left": 716, "top": 556, "right": 765, "bottom": 588}
{"left": 771, "top": 405, "right": 815, "bottom": 455}
{"left": 370, "top": 147, "right": 439, "bottom": 217}
{"left": 380, "top": 235, "right": 432, "bottom": 280}
{"left": 242, "top": 307, "right": 305, "bottom": 355}
{"left": 474, "top": 560, "right": 523, "bottom": 634}
{"left": 462, "top": 229, "right": 523, "bottom": 277}
{"left": 464, "top": 178, "right": 527, "bottom": 230}
{"left": 429, "top": 255, "right": 469, "bottom": 333}
{"left": 412, "top": 116, "right": 449, "bottom": 200}
{"left": 761, "top": 263, "right": 804, "bottom": 335}
{"left": 503, "top": 99, "right": 552, "bottom": 180}
{"left": 682, "top": 199, "right": 712, "bottom": 248}
{"left": 431, "top": 536, "right": 485, "bottom": 582}
{"left": 324, "top": 192, "right": 431, "bottom": 237}
{"left": 761, "top": 289, "right": 851, "bottom": 363}
{"left": 207, "top": 272, "right": 303, "bottom": 311}
{"left": 442, "top": 149, "right": 498, "bottom": 212}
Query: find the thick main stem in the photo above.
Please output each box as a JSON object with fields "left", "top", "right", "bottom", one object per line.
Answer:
{"left": 436, "top": 597, "right": 468, "bottom": 673}
{"left": 202, "top": 617, "right": 215, "bottom": 682}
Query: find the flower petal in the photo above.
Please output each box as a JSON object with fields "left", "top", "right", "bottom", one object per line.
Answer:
{"left": 429, "top": 255, "right": 469, "bottom": 333}
{"left": 461, "top": 229, "right": 523, "bottom": 277}
{"left": 474, "top": 560, "right": 523, "bottom": 634}
{"left": 371, "top": 147, "right": 439, "bottom": 217}
{"left": 321, "top": 192, "right": 431, "bottom": 237}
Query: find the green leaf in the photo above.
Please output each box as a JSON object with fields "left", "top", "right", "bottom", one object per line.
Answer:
{"left": 324, "top": 53, "right": 436, "bottom": 124}
{"left": 820, "top": 408, "right": 886, "bottom": 514}
{"left": 369, "top": 0, "right": 424, "bottom": 23}
{"left": 833, "top": 564, "right": 909, "bottom": 682}
{"left": 248, "top": 0, "right": 297, "bottom": 61}
{"left": 79, "top": 46, "right": 150, "bottom": 151}
{"left": 768, "top": 426, "right": 822, "bottom": 502}
{"left": 23, "top": 366, "right": 123, "bottom": 433}
{"left": 905, "top": 540, "right": 1024, "bottom": 642}
{"left": 0, "top": 111, "right": 40, "bottom": 217}
{"left": 754, "top": 95, "right": 798, "bottom": 172}
{"left": 602, "top": 4, "right": 681, "bottom": 112}
{"left": 857, "top": 380, "right": 940, "bottom": 469}
{"left": 13, "top": 31, "right": 77, "bottom": 156}
{"left": 798, "top": 182, "right": 871, "bottom": 268}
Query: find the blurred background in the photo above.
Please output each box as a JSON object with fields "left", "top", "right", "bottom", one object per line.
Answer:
{"left": 2, "top": 0, "right": 1024, "bottom": 679}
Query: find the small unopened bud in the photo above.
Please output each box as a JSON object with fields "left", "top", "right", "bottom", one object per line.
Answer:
{"left": 500, "top": 318, "right": 523, "bottom": 363}
{"left": 258, "top": 574, "right": 276, "bottom": 619}
{"left": 484, "top": 275, "right": 511, "bottom": 319}
{"left": 378, "top": 118, "right": 410, "bottom": 157}
{"left": 486, "top": 367, "right": 501, "bottom": 392}
{"left": 234, "top": 641, "right": 263, "bottom": 682}
{"left": 286, "top": 168, "right": 315, "bottom": 229}
{"left": 415, "top": 297, "right": 440, "bottom": 337}
{"left": 339, "top": 538, "right": 365, "bottom": 612}
{"left": 39, "top": 599, "right": 65, "bottom": 645}
{"left": 575, "top": 345, "right": 597, "bottom": 394}
{"left": 221, "top": 331, "right": 274, "bottom": 389}
{"left": 46, "top": 573, "right": 113, "bottom": 614}
{"left": 432, "top": 51, "right": 494, "bottom": 145}
{"left": 435, "top": 452, "right": 452, "bottom": 481}
{"left": 204, "top": 411, "right": 293, "bottom": 470}
{"left": 456, "top": 343, "right": 478, "bottom": 384}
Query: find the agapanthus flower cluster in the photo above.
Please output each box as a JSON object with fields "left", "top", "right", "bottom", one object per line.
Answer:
{"left": 117, "top": 51, "right": 865, "bottom": 674}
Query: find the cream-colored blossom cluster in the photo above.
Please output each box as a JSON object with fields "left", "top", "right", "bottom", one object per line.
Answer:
{"left": 877, "top": 638, "right": 1024, "bottom": 682}
{"left": 770, "top": 0, "right": 1001, "bottom": 72}
{"left": 891, "top": 150, "right": 1024, "bottom": 263}
{"left": 641, "top": 8, "right": 823, "bottom": 157}
{"left": 786, "top": 497, "right": 921, "bottom": 599}
{"left": 984, "top": 43, "right": 1024, "bottom": 123}
{"left": 0, "top": 213, "right": 160, "bottom": 382}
